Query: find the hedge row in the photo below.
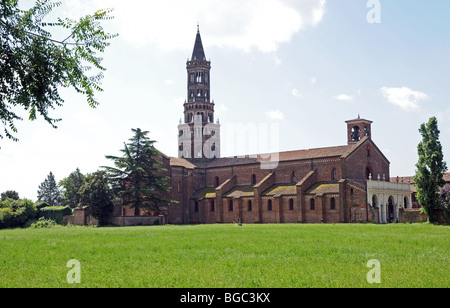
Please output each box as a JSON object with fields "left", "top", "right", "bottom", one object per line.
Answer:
{"left": 38, "top": 206, "right": 72, "bottom": 224}
{"left": 0, "top": 199, "right": 73, "bottom": 229}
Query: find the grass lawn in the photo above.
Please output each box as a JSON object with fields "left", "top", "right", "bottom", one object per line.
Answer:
{"left": 0, "top": 223, "right": 448, "bottom": 288}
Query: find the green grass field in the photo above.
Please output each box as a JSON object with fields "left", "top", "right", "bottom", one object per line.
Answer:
{"left": 0, "top": 223, "right": 448, "bottom": 288}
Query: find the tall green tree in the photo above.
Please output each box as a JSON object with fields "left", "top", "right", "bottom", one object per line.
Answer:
{"left": 104, "top": 128, "right": 172, "bottom": 216}
{"left": 0, "top": 0, "right": 117, "bottom": 141}
{"left": 414, "top": 117, "right": 448, "bottom": 222}
{"left": 37, "top": 171, "right": 61, "bottom": 206}
{"left": 78, "top": 170, "right": 113, "bottom": 226}
{"left": 59, "top": 167, "right": 85, "bottom": 208}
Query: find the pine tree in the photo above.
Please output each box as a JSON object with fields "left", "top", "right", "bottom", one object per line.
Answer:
{"left": 37, "top": 171, "right": 61, "bottom": 206}
{"left": 414, "top": 117, "right": 448, "bottom": 222}
{"left": 104, "top": 128, "right": 172, "bottom": 215}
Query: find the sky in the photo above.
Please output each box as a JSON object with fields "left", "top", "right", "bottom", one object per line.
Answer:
{"left": 1, "top": 0, "right": 449, "bottom": 201}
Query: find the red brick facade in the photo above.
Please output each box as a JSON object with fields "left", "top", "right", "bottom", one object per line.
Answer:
{"left": 125, "top": 29, "right": 393, "bottom": 225}
{"left": 166, "top": 128, "right": 390, "bottom": 224}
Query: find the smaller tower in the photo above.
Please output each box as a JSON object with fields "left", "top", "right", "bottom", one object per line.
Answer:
{"left": 346, "top": 116, "right": 372, "bottom": 144}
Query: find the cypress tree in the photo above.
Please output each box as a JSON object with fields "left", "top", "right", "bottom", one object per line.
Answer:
{"left": 414, "top": 117, "right": 448, "bottom": 222}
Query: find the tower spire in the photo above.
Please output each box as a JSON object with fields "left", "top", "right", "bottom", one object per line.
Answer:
{"left": 191, "top": 25, "right": 206, "bottom": 61}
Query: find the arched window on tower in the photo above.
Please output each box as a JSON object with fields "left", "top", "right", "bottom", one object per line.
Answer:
{"left": 351, "top": 126, "right": 361, "bottom": 142}
{"left": 251, "top": 174, "right": 256, "bottom": 185}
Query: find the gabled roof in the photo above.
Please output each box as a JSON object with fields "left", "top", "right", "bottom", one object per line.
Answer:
{"left": 203, "top": 143, "right": 359, "bottom": 169}
{"left": 170, "top": 135, "right": 389, "bottom": 170}
{"left": 170, "top": 157, "right": 197, "bottom": 169}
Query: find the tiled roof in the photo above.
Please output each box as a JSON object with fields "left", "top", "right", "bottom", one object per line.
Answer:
{"left": 204, "top": 144, "right": 358, "bottom": 169}
{"left": 194, "top": 188, "right": 216, "bottom": 199}
{"left": 170, "top": 157, "right": 197, "bottom": 169}
{"left": 305, "top": 183, "right": 340, "bottom": 195}
{"left": 223, "top": 186, "right": 255, "bottom": 198}
{"left": 389, "top": 173, "right": 450, "bottom": 185}
{"left": 262, "top": 184, "right": 297, "bottom": 196}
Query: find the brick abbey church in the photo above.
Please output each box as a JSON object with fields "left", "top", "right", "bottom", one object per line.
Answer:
{"left": 112, "top": 28, "right": 418, "bottom": 226}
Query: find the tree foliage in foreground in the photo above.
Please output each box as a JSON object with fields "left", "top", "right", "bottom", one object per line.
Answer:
{"left": 104, "top": 128, "right": 172, "bottom": 215}
{"left": 78, "top": 170, "right": 113, "bottom": 226}
{"left": 0, "top": 0, "right": 117, "bottom": 141}
{"left": 414, "top": 117, "right": 448, "bottom": 222}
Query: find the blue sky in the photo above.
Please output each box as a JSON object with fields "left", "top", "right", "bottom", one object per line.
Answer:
{"left": 1, "top": 0, "right": 449, "bottom": 200}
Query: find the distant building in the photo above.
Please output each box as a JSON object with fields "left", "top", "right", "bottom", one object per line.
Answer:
{"left": 390, "top": 173, "right": 450, "bottom": 209}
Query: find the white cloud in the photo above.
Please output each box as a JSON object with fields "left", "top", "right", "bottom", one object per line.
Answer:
{"left": 91, "top": 0, "right": 326, "bottom": 53}
{"left": 380, "top": 87, "right": 429, "bottom": 112}
{"left": 266, "top": 110, "right": 285, "bottom": 120}
{"left": 333, "top": 94, "right": 354, "bottom": 101}
{"left": 291, "top": 88, "right": 303, "bottom": 98}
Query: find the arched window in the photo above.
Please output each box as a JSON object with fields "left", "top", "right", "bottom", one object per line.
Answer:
{"left": 228, "top": 200, "right": 233, "bottom": 212}
{"left": 351, "top": 126, "right": 360, "bottom": 142}
{"left": 210, "top": 200, "right": 215, "bottom": 212}
{"left": 215, "top": 176, "right": 219, "bottom": 188}
{"left": 289, "top": 199, "right": 294, "bottom": 211}
{"left": 372, "top": 195, "right": 378, "bottom": 208}
{"left": 366, "top": 146, "right": 371, "bottom": 157}
{"left": 332, "top": 169, "right": 337, "bottom": 181}
{"left": 268, "top": 200, "right": 272, "bottom": 211}
{"left": 248, "top": 200, "right": 252, "bottom": 212}
{"left": 251, "top": 174, "right": 256, "bottom": 185}
{"left": 330, "top": 198, "right": 336, "bottom": 210}
{"left": 194, "top": 200, "right": 199, "bottom": 213}
{"left": 310, "top": 199, "right": 315, "bottom": 210}
{"left": 292, "top": 171, "right": 297, "bottom": 183}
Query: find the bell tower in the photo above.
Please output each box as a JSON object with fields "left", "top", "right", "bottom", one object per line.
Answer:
{"left": 178, "top": 26, "right": 221, "bottom": 159}
{"left": 346, "top": 116, "right": 373, "bottom": 144}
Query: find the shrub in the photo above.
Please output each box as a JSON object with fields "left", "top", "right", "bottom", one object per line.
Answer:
{"left": 0, "top": 199, "right": 37, "bottom": 229}
{"left": 38, "top": 206, "right": 72, "bottom": 224}
{"left": 0, "top": 208, "right": 14, "bottom": 228}
{"left": 29, "top": 217, "right": 57, "bottom": 228}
